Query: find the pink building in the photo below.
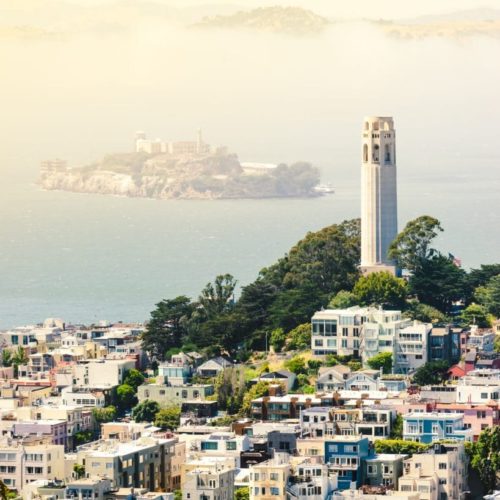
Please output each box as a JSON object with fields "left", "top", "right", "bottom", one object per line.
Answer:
{"left": 13, "top": 420, "right": 68, "bottom": 449}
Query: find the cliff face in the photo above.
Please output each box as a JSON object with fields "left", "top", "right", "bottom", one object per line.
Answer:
{"left": 39, "top": 153, "right": 321, "bottom": 200}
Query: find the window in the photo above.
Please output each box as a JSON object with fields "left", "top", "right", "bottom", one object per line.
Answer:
{"left": 432, "top": 424, "right": 439, "bottom": 434}
{"left": 270, "top": 487, "right": 280, "bottom": 495}
{"left": 439, "top": 479, "right": 447, "bottom": 485}
{"left": 342, "top": 328, "right": 348, "bottom": 337}
{"left": 201, "top": 442, "right": 218, "bottom": 451}
{"left": 367, "top": 465, "right": 377, "bottom": 475}
{"left": 226, "top": 441, "right": 236, "bottom": 451}
{"left": 477, "top": 411, "right": 486, "bottom": 419}
{"left": 481, "top": 393, "right": 488, "bottom": 399}
{"left": 342, "top": 339, "right": 348, "bottom": 348}
{"left": 439, "top": 463, "right": 447, "bottom": 470}
{"left": 270, "top": 473, "right": 279, "bottom": 481}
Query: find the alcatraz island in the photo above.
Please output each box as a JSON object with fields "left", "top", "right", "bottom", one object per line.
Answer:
{"left": 39, "top": 130, "right": 327, "bottom": 200}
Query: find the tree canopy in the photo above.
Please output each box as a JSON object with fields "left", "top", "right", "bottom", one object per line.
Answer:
{"left": 132, "top": 400, "right": 160, "bottom": 423}
{"left": 155, "top": 406, "right": 181, "bottom": 430}
{"left": 412, "top": 361, "right": 449, "bottom": 386}
{"left": 388, "top": 215, "right": 443, "bottom": 272}
{"left": 467, "top": 426, "right": 500, "bottom": 492}
{"left": 366, "top": 352, "right": 393, "bottom": 374}
{"left": 409, "top": 254, "right": 468, "bottom": 313}
{"left": 474, "top": 274, "right": 500, "bottom": 317}
{"left": 353, "top": 272, "right": 408, "bottom": 309}
{"left": 142, "top": 295, "right": 194, "bottom": 361}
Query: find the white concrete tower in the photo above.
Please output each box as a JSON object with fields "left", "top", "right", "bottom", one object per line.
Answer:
{"left": 360, "top": 116, "right": 398, "bottom": 274}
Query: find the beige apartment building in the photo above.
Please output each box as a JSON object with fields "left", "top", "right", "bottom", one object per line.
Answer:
{"left": 0, "top": 440, "right": 65, "bottom": 491}
{"left": 183, "top": 467, "right": 235, "bottom": 500}
{"left": 249, "top": 454, "right": 291, "bottom": 500}
{"left": 72, "top": 359, "right": 136, "bottom": 388}
{"left": 398, "top": 443, "right": 468, "bottom": 500}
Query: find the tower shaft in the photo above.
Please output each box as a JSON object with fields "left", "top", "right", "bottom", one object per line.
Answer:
{"left": 360, "top": 116, "right": 398, "bottom": 273}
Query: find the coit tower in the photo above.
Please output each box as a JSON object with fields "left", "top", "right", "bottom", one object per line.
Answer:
{"left": 360, "top": 116, "right": 398, "bottom": 274}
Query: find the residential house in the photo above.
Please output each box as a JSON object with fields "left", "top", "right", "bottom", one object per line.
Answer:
{"left": 315, "top": 366, "right": 350, "bottom": 392}
{"left": 312, "top": 307, "right": 409, "bottom": 358}
{"left": 251, "top": 370, "right": 296, "bottom": 392}
{"left": 65, "top": 478, "right": 112, "bottom": 500}
{"left": 402, "top": 412, "right": 472, "bottom": 444}
{"left": 324, "top": 435, "right": 371, "bottom": 490}
{"left": 467, "top": 327, "right": 495, "bottom": 353}
{"left": 395, "top": 322, "right": 431, "bottom": 374}
{"left": 12, "top": 420, "right": 67, "bottom": 449}
{"left": 249, "top": 454, "right": 291, "bottom": 500}
{"left": 364, "top": 454, "right": 407, "bottom": 489}
{"left": 158, "top": 352, "right": 194, "bottom": 386}
{"left": 196, "top": 357, "right": 233, "bottom": 378}
{"left": 195, "top": 432, "right": 251, "bottom": 467}
{"left": 427, "top": 326, "right": 462, "bottom": 365}
{"left": 76, "top": 436, "right": 184, "bottom": 492}
{"left": 287, "top": 459, "right": 338, "bottom": 499}
{"left": 183, "top": 467, "right": 235, "bottom": 500}
{"left": 398, "top": 442, "right": 468, "bottom": 500}
{"left": 456, "top": 369, "right": 500, "bottom": 404}
{"left": 137, "top": 383, "right": 214, "bottom": 405}
{"left": 0, "top": 439, "right": 66, "bottom": 491}
{"left": 345, "top": 370, "right": 381, "bottom": 392}
{"left": 72, "top": 359, "right": 136, "bottom": 389}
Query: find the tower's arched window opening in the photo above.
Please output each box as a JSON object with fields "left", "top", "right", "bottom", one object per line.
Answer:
{"left": 363, "top": 144, "right": 368, "bottom": 162}
{"left": 373, "top": 144, "right": 379, "bottom": 162}
{"left": 385, "top": 144, "right": 391, "bottom": 163}
{"left": 365, "top": 122, "right": 370, "bottom": 131}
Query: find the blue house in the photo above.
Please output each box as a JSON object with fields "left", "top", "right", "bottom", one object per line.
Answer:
{"left": 324, "top": 435, "right": 371, "bottom": 490}
{"left": 403, "top": 412, "right": 473, "bottom": 444}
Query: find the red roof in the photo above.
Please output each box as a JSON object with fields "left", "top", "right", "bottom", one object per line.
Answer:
{"left": 448, "top": 365, "right": 466, "bottom": 378}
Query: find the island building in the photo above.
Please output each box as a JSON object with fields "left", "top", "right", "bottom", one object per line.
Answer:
{"left": 360, "top": 116, "right": 398, "bottom": 275}
{"left": 134, "top": 129, "right": 226, "bottom": 157}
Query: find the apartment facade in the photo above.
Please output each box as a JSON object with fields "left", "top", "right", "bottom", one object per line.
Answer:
{"left": 76, "top": 436, "right": 183, "bottom": 491}
{"left": 249, "top": 454, "right": 291, "bottom": 500}
{"left": 402, "top": 413, "right": 472, "bottom": 444}
{"left": 396, "top": 322, "right": 432, "bottom": 374}
{"left": 398, "top": 443, "right": 468, "bottom": 500}
{"left": 183, "top": 468, "right": 235, "bottom": 500}
{"left": 0, "top": 440, "right": 65, "bottom": 491}
{"left": 311, "top": 307, "right": 411, "bottom": 363}
{"left": 324, "top": 435, "right": 370, "bottom": 490}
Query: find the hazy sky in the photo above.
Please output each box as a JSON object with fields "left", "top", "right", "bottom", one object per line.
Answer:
{"left": 62, "top": 0, "right": 500, "bottom": 19}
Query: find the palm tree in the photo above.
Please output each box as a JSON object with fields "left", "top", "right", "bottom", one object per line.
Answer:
{"left": 12, "top": 346, "right": 28, "bottom": 366}
{"left": 1, "top": 349, "right": 13, "bottom": 367}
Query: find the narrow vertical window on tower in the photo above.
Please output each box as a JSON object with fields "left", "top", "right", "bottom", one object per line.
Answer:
{"left": 363, "top": 144, "right": 368, "bottom": 163}
{"left": 385, "top": 144, "right": 391, "bottom": 164}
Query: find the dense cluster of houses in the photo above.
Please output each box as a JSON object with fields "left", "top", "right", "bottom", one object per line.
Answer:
{"left": 0, "top": 310, "right": 498, "bottom": 500}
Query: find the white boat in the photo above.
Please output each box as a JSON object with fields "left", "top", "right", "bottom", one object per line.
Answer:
{"left": 314, "top": 183, "right": 335, "bottom": 194}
